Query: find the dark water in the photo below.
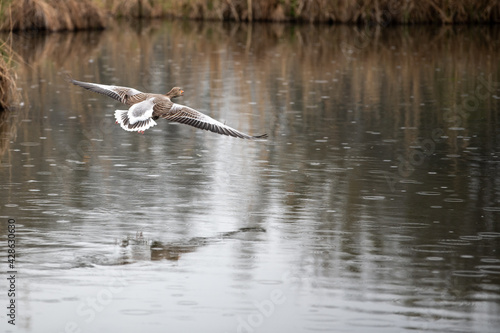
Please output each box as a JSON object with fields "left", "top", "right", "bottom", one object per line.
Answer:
{"left": 1, "top": 21, "right": 500, "bottom": 333}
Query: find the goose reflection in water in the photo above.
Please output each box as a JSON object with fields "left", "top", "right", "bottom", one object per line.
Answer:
{"left": 117, "top": 227, "right": 266, "bottom": 262}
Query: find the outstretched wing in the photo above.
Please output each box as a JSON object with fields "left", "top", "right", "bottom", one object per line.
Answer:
{"left": 157, "top": 103, "right": 267, "bottom": 140}
{"left": 70, "top": 79, "right": 146, "bottom": 105}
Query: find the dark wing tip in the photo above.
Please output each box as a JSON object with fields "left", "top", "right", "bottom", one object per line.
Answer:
{"left": 250, "top": 133, "right": 268, "bottom": 140}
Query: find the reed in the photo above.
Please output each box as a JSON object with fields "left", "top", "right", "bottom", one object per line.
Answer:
{"left": 106, "top": 0, "right": 500, "bottom": 23}
{"left": 0, "top": 0, "right": 107, "bottom": 31}
{"left": 0, "top": 41, "right": 19, "bottom": 111}
{"left": 96, "top": 0, "right": 164, "bottom": 18}
{"left": 1, "top": 0, "right": 498, "bottom": 27}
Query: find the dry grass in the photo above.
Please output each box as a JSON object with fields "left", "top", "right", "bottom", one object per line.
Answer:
{"left": 0, "top": 40, "right": 19, "bottom": 110}
{"left": 103, "top": 0, "right": 500, "bottom": 23}
{"left": 0, "top": 0, "right": 498, "bottom": 27}
{"left": 96, "top": 0, "right": 164, "bottom": 18}
{"left": 0, "top": 0, "right": 108, "bottom": 31}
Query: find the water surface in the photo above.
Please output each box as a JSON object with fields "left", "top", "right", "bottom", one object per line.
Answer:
{"left": 1, "top": 22, "right": 500, "bottom": 333}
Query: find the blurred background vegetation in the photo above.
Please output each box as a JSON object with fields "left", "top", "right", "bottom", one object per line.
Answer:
{"left": 0, "top": 0, "right": 499, "bottom": 31}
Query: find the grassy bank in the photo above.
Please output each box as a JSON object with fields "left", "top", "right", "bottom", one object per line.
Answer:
{"left": 101, "top": 0, "right": 499, "bottom": 24}
{"left": 1, "top": 0, "right": 499, "bottom": 30}
{"left": 0, "top": 41, "right": 19, "bottom": 110}
{"left": 0, "top": 0, "right": 107, "bottom": 31}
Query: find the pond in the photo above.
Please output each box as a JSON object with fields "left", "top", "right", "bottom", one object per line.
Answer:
{"left": 1, "top": 21, "right": 500, "bottom": 333}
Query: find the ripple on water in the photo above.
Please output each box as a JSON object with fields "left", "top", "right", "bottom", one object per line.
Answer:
{"left": 412, "top": 245, "right": 454, "bottom": 254}
{"left": 452, "top": 270, "right": 486, "bottom": 278}
{"left": 362, "top": 196, "right": 385, "bottom": 200}
{"left": 345, "top": 317, "right": 393, "bottom": 328}
{"left": 426, "top": 256, "right": 445, "bottom": 261}
{"left": 140, "top": 186, "right": 160, "bottom": 193}
{"left": 482, "top": 207, "right": 500, "bottom": 212}
{"left": 480, "top": 258, "right": 500, "bottom": 263}
{"left": 303, "top": 312, "right": 340, "bottom": 332}
{"left": 437, "top": 239, "right": 472, "bottom": 246}
{"left": 459, "top": 235, "right": 482, "bottom": 241}
{"left": 400, "top": 179, "right": 423, "bottom": 185}
{"left": 444, "top": 198, "right": 464, "bottom": 203}
{"left": 416, "top": 191, "right": 441, "bottom": 196}
{"left": 477, "top": 232, "right": 500, "bottom": 239}
{"left": 476, "top": 265, "right": 500, "bottom": 275}
{"left": 177, "top": 300, "right": 198, "bottom": 306}
{"left": 385, "top": 234, "right": 416, "bottom": 241}
{"left": 399, "top": 222, "right": 430, "bottom": 229}
{"left": 20, "top": 142, "right": 41, "bottom": 147}
{"left": 120, "top": 309, "right": 155, "bottom": 316}
{"left": 19, "top": 206, "right": 42, "bottom": 211}
{"left": 256, "top": 279, "right": 283, "bottom": 285}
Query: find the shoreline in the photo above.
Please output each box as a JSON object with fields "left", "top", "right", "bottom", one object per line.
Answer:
{"left": 0, "top": 0, "right": 499, "bottom": 33}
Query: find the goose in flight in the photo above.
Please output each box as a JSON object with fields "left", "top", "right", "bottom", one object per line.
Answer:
{"left": 69, "top": 78, "right": 267, "bottom": 140}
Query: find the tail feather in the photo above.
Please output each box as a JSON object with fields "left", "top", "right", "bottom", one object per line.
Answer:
{"left": 114, "top": 110, "right": 157, "bottom": 132}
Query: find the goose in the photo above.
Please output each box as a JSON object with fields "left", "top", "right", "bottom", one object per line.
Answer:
{"left": 69, "top": 78, "right": 267, "bottom": 140}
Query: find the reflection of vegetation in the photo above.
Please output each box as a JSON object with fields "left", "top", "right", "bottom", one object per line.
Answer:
{"left": 10, "top": 21, "right": 500, "bottom": 151}
{"left": 0, "top": 38, "right": 21, "bottom": 162}
{"left": 7, "top": 22, "right": 500, "bottom": 203}
{"left": 4, "top": 20, "right": 500, "bottom": 304}
{"left": 0, "top": 108, "right": 16, "bottom": 163}
{"left": 0, "top": 41, "right": 18, "bottom": 110}
{"left": 0, "top": 35, "right": 25, "bottom": 165}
